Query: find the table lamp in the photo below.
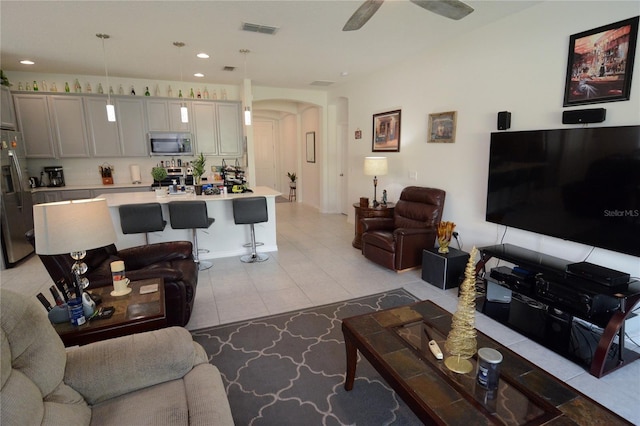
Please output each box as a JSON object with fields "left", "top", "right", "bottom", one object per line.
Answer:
{"left": 33, "top": 198, "right": 116, "bottom": 292}
{"left": 364, "top": 156, "right": 388, "bottom": 207}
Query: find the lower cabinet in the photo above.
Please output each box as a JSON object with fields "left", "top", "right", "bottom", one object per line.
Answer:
{"left": 32, "top": 186, "right": 151, "bottom": 204}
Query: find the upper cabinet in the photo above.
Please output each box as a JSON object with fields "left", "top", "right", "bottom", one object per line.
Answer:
{"left": 146, "top": 99, "right": 190, "bottom": 132}
{"left": 13, "top": 94, "right": 56, "bottom": 158}
{"left": 13, "top": 92, "right": 241, "bottom": 159}
{"left": 0, "top": 86, "right": 17, "bottom": 130}
{"left": 216, "top": 102, "right": 243, "bottom": 157}
{"left": 84, "top": 97, "right": 121, "bottom": 157}
{"left": 115, "top": 97, "right": 148, "bottom": 157}
{"left": 191, "top": 101, "right": 242, "bottom": 157}
{"left": 48, "top": 95, "right": 90, "bottom": 158}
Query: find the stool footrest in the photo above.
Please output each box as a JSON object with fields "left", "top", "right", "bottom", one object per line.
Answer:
{"left": 243, "top": 242, "right": 264, "bottom": 248}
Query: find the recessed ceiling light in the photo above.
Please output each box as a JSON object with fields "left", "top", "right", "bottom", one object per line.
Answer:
{"left": 194, "top": 73, "right": 205, "bottom": 78}
{"left": 196, "top": 53, "right": 209, "bottom": 59}
{"left": 20, "top": 60, "right": 35, "bottom": 65}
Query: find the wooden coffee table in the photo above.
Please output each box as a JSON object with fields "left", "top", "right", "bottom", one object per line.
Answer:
{"left": 342, "top": 300, "right": 631, "bottom": 425}
{"left": 54, "top": 278, "right": 166, "bottom": 347}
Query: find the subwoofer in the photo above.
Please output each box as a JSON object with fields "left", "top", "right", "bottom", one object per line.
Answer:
{"left": 562, "top": 108, "right": 606, "bottom": 124}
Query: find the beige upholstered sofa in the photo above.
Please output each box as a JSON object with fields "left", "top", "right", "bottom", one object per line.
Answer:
{"left": 0, "top": 289, "right": 234, "bottom": 425}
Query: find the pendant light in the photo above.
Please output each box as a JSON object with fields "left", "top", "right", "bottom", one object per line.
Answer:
{"left": 96, "top": 33, "right": 116, "bottom": 122}
{"left": 174, "top": 42, "right": 189, "bottom": 123}
{"left": 240, "top": 49, "right": 252, "bottom": 126}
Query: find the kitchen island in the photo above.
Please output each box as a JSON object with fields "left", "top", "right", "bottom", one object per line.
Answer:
{"left": 97, "top": 186, "right": 281, "bottom": 260}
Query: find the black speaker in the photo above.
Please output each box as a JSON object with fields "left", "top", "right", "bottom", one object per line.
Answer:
{"left": 421, "top": 247, "right": 469, "bottom": 289}
{"left": 497, "top": 111, "right": 511, "bottom": 130}
{"left": 562, "top": 108, "right": 606, "bottom": 124}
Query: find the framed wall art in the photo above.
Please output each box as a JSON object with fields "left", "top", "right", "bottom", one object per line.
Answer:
{"left": 428, "top": 111, "right": 457, "bottom": 143}
{"left": 372, "top": 110, "right": 401, "bottom": 152}
{"left": 563, "top": 16, "right": 639, "bottom": 106}
{"left": 306, "top": 131, "right": 315, "bottom": 163}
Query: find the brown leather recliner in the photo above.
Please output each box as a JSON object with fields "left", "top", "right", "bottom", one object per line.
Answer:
{"left": 361, "top": 186, "right": 446, "bottom": 271}
{"left": 25, "top": 230, "right": 198, "bottom": 326}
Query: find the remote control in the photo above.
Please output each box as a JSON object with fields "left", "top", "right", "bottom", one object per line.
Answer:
{"left": 428, "top": 340, "right": 443, "bottom": 360}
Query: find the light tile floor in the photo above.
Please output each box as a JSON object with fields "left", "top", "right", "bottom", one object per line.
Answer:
{"left": 2, "top": 201, "right": 638, "bottom": 423}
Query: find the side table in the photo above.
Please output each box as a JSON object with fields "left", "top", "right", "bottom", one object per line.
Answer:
{"left": 352, "top": 202, "right": 395, "bottom": 249}
{"left": 53, "top": 278, "right": 166, "bottom": 347}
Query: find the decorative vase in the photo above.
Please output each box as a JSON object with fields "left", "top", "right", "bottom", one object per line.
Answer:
{"left": 437, "top": 221, "right": 456, "bottom": 254}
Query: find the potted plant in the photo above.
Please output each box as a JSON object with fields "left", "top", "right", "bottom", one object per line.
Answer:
{"left": 192, "top": 153, "right": 206, "bottom": 195}
{"left": 287, "top": 172, "right": 297, "bottom": 188}
{"left": 151, "top": 166, "right": 168, "bottom": 196}
{"left": 151, "top": 166, "right": 167, "bottom": 187}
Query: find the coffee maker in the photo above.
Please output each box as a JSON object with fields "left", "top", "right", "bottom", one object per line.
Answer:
{"left": 44, "top": 166, "right": 65, "bottom": 187}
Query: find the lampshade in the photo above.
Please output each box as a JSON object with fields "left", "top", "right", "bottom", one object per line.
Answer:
{"left": 33, "top": 198, "right": 116, "bottom": 255}
{"left": 364, "top": 157, "right": 388, "bottom": 176}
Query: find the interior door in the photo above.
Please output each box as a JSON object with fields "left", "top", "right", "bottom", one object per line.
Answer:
{"left": 254, "top": 121, "right": 277, "bottom": 189}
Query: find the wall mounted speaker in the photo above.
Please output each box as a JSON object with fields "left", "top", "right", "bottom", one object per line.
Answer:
{"left": 497, "top": 111, "right": 511, "bottom": 130}
{"left": 562, "top": 108, "right": 606, "bottom": 124}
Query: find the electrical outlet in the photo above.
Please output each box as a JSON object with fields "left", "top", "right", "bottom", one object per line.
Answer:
{"left": 409, "top": 171, "right": 418, "bottom": 180}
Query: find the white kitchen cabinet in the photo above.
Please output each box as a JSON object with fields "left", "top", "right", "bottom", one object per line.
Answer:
{"left": 48, "top": 95, "right": 90, "bottom": 158}
{"left": 146, "top": 99, "right": 190, "bottom": 132}
{"left": 115, "top": 97, "right": 148, "bottom": 157}
{"left": 191, "top": 102, "right": 218, "bottom": 155}
{"left": 191, "top": 101, "right": 242, "bottom": 157}
{"left": 84, "top": 97, "right": 121, "bottom": 157}
{"left": 13, "top": 93, "right": 56, "bottom": 158}
{"left": 1, "top": 86, "right": 16, "bottom": 130}
{"left": 216, "top": 102, "right": 243, "bottom": 157}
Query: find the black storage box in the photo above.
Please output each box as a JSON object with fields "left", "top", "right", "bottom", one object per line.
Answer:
{"left": 421, "top": 247, "right": 469, "bottom": 289}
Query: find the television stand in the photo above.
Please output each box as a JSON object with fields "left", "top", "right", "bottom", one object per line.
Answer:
{"left": 475, "top": 243, "right": 640, "bottom": 378}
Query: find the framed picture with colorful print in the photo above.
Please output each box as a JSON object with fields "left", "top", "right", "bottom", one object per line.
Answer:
{"left": 372, "top": 110, "right": 401, "bottom": 152}
{"left": 563, "top": 16, "right": 639, "bottom": 106}
{"left": 428, "top": 111, "right": 457, "bottom": 143}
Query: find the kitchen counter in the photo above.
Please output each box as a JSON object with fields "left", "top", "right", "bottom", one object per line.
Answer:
{"left": 31, "top": 183, "right": 154, "bottom": 193}
{"left": 97, "top": 186, "right": 281, "bottom": 260}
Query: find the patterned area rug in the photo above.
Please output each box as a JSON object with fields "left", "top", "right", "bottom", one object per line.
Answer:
{"left": 192, "top": 289, "right": 423, "bottom": 425}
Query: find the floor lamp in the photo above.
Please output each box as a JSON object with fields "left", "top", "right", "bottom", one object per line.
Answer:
{"left": 33, "top": 198, "right": 116, "bottom": 294}
{"left": 364, "top": 157, "right": 388, "bottom": 207}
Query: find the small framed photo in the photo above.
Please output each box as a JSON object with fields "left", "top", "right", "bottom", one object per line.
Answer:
{"left": 428, "top": 111, "right": 457, "bottom": 143}
{"left": 372, "top": 110, "right": 401, "bottom": 152}
{"left": 563, "top": 16, "right": 639, "bottom": 107}
{"left": 306, "top": 131, "right": 315, "bottom": 163}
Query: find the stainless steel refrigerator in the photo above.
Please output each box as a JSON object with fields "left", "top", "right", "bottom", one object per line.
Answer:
{"left": 1, "top": 130, "right": 34, "bottom": 267}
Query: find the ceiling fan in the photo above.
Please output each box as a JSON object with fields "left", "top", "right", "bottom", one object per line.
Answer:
{"left": 343, "top": 0, "right": 474, "bottom": 31}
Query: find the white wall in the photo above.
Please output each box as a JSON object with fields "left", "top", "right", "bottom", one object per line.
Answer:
{"left": 329, "top": 1, "right": 640, "bottom": 276}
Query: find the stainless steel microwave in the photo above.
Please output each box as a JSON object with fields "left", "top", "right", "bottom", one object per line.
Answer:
{"left": 148, "top": 132, "right": 193, "bottom": 156}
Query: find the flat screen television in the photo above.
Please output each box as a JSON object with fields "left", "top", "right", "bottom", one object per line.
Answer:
{"left": 486, "top": 125, "right": 640, "bottom": 257}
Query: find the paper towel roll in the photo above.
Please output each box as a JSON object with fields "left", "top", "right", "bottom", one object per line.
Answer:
{"left": 130, "top": 164, "right": 141, "bottom": 183}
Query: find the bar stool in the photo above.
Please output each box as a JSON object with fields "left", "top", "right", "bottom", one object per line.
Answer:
{"left": 232, "top": 196, "right": 269, "bottom": 263}
{"left": 119, "top": 203, "right": 166, "bottom": 245}
{"left": 168, "top": 201, "right": 215, "bottom": 270}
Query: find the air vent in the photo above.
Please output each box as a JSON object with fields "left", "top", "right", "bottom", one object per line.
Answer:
{"left": 310, "top": 80, "right": 335, "bottom": 87}
{"left": 241, "top": 22, "right": 279, "bottom": 35}
{"left": 223, "top": 66, "right": 236, "bottom": 72}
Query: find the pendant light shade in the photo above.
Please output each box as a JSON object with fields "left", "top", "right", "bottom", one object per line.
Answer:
{"left": 97, "top": 33, "right": 116, "bottom": 122}
{"left": 106, "top": 103, "right": 116, "bottom": 122}
{"left": 181, "top": 105, "right": 189, "bottom": 123}
{"left": 244, "top": 106, "right": 252, "bottom": 126}
{"left": 174, "top": 41, "right": 189, "bottom": 123}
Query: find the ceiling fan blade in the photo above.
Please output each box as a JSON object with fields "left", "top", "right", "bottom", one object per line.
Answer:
{"left": 343, "top": 0, "right": 384, "bottom": 31}
{"left": 410, "top": 0, "right": 474, "bottom": 20}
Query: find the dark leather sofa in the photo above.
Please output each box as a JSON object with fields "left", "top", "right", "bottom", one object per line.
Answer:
{"left": 361, "top": 186, "right": 445, "bottom": 271}
{"left": 26, "top": 230, "right": 198, "bottom": 326}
